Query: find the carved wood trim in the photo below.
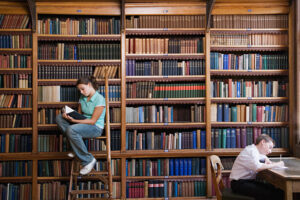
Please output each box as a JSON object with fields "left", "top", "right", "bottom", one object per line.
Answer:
{"left": 206, "top": 0, "right": 216, "bottom": 31}
{"left": 26, "top": 0, "right": 36, "bottom": 33}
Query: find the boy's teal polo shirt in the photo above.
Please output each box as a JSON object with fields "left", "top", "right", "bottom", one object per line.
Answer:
{"left": 79, "top": 92, "right": 106, "bottom": 129}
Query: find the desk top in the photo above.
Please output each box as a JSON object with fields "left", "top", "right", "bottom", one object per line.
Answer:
{"left": 268, "top": 157, "right": 300, "bottom": 179}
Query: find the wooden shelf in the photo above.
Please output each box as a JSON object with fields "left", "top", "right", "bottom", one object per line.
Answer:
{"left": 126, "top": 123, "right": 206, "bottom": 129}
{"left": 38, "top": 34, "right": 121, "bottom": 41}
{"left": 211, "top": 122, "right": 289, "bottom": 127}
{"left": 38, "top": 79, "right": 121, "bottom": 86}
{"left": 0, "top": 68, "right": 32, "bottom": 73}
{"left": 0, "top": 48, "right": 32, "bottom": 53}
{"left": 0, "top": 29, "right": 32, "bottom": 32}
{"left": 38, "top": 60, "right": 121, "bottom": 65}
{"left": 38, "top": 101, "right": 120, "bottom": 108}
{"left": 210, "top": 28, "right": 288, "bottom": 34}
{"left": 210, "top": 70, "right": 288, "bottom": 76}
{"left": 0, "top": 152, "right": 33, "bottom": 160}
{"left": 0, "top": 176, "right": 32, "bottom": 182}
{"left": 210, "top": 148, "right": 289, "bottom": 156}
{"left": 211, "top": 97, "right": 288, "bottom": 104}
{"left": 117, "top": 149, "right": 208, "bottom": 158}
{"left": 126, "top": 98, "right": 205, "bottom": 105}
{"left": 126, "top": 28, "right": 205, "bottom": 35}
{"left": 0, "top": 128, "right": 32, "bottom": 133}
{"left": 37, "top": 123, "right": 121, "bottom": 130}
{"left": 0, "top": 108, "right": 32, "bottom": 113}
{"left": 126, "top": 54, "right": 205, "bottom": 60}
{"left": 37, "top": 176, "right": 121, "bottom": 181}
{"left": 126, "top": 175, "right": 206, "bottom": 180}
{"left": 0, "top": 88, "right": 32, "bottom": 91}
{"left": 126, "top": 75, "right": 205, "bottom": 82}
{"left": 210, "top": 45, "right": 288, "bottom": 52}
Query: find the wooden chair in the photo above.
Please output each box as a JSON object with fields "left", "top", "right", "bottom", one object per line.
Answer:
{"left": 68, "top": 72, "right": 113, "bottom": 200}
{"left": 209, "top": 155, "right": 254, "bottom": 200}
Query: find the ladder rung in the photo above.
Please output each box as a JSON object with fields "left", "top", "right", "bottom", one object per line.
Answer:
{"left": 74, "top": 198, "right": 109, "bottom": 200}
{"left": 73, "top": 171, "right": 108, "bottom": 176}
{"left": 70, "top": 190, "right": 109, "bottom": 195}
{"left": 95, "top": 136, "right": 107, "bottom": 139}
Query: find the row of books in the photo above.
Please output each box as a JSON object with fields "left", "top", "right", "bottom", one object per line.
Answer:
{"left": 211, "top": 127, "right": 289, "bottom": 149}
{"left": 0, "top": 183, "right": 32, "bottom": 200}
{"left": 0, "top": 94, "right": 32, "bottom": 108}
{"left": 210, "top": 53, "right": 288, "bottom": 70}
{"left": 38, "top": 181, "right": 120, "bottom": 199}
{"left": 126, "top": 158, "right": 206, "bottom": 176}
{"left": 126, "top": 180, "right": 206, "bottom": 198}
{"left": 37, "top": 130, "right": 121, "bottom": 152}
{"left": 210, "top": 33, "right": 288, "bottom": 46}
{"left": 0, "top": 74, "right": 32, "bottom": 88}
{"left": 211, "top": 103, "right": 288, "bottom": 122}
{"left": 220, "top": 157, "right": 235, "bottom": 170}
{"left": 126, "top": 82, "right": 206, "bottom": 98}
{"left": 8, "top": 134, "right": 32, "bottom": 153}
{"left": 38, "top": 160, "right": 71, "bottom": 177}
{"left": 98, "top": 85, "right": 121, "bottom": 102}
{"left": 37, "top": 16, "right": 120, "bottom": 34}
{"left": 0, "top": 161, "right": 32, "bottom": 177}
{"left": 0, "top": 114, "right": 32, "bottom": 128}
{"left": 109, "top": 107, "right": 121, "bottom": 123}
{"left": 38, "top": 65, "right": 93, "bottom": 79}
{"left": 210, "top": 80, "right": 288, "bottom": 98}
{"left": 0, "top": 135, "right": 4, "bottom": 153}
{"left": 0, "top": 35, "right": 32, "bottom": 49}
{"left": 0, "top": 54, "right": 32, "bottom": 68}
{"left": 38, "top": 182, "right": 68, "bottom": 200}
{"left": 126, "top": 38, "right": 204, "bottom": 54}
{"left": 126, "top": 59, "right": 206, "bottom": 76}
{"left": 126, "top": 15, "right": 205, "bottom": 28}
{"left": 38, "top": 86, "right": 80, "bottom": 102}
{"left": 0, "top": 14, "right": 30, "bottom": 29}
{"left": 38, "top": 43, "right": 120, "bottom": 60}
{"left": 93, "top": 65, "right": 120, "bottom": 79}
{"left": 125, "top": 105, "right": 205, "bottom": 123}
{"left": 126, "top": 130, "right": 206, "bottom": 150}
{"left": 211, "top": 15, "right": 288, "bottom": 28}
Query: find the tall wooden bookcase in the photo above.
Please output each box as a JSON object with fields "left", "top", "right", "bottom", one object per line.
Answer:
{"left": 0, "top": 0, "right": 295, "bottom": 199}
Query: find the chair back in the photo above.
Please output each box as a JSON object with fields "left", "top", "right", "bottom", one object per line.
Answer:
{"left": 210, "top": 155, "right": 225, "bottom": 200}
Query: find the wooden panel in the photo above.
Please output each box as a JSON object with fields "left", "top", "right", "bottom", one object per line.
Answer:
{"left": 0, "top": 2, "right": 29, "bottom": 14}
{"left": 212, "top": 2, "right": 289, "bottom": 14}
{"left": 36, "top": 2, "right": 121, "bottom": 15}
{"left": 125, "top": 2, "right": 206, "bottom": 15}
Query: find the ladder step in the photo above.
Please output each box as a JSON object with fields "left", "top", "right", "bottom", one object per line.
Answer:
{"left": 95, "top": 136, "right": 107, "bottom": 140}
{"left": 74, "top": 198, "right": 109, "bottom": 200}
{"left": 72, "top": 171, "right": 108, "bottom": 176}
{"left": 70, "top": 190, "right": 108, "bottom": 195}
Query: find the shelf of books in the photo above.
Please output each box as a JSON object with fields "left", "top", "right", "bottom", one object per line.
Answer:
{"left": 34, "top": 10, "right": 123, "bottom": 199}
{"left": 0, "top": 9, "right": 34, "bottom": 199}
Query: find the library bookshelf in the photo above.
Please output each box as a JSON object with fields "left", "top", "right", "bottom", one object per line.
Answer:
{"left": 0, "top": 0, "right": 295, "bottom": 199}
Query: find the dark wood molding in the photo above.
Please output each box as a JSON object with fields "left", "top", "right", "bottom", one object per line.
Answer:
{"left": 26, "top": 0, "right": 36, "bottom": 33}
{"left": 121, "top": 0, "right": 125, "bottom": 31}
{"left": 206, "top": 0, "right": 216, "bottom": 31}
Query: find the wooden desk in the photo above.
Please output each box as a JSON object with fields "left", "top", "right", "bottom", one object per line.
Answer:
{"left": 257, "top": 157, "right": 300, "bottom": 200}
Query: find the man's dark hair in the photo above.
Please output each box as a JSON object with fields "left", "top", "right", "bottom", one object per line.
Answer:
{"left": 255, "top": 134, "right": 274, "bottom": 145}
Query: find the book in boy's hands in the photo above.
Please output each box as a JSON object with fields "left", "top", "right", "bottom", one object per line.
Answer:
{"left": 62, "top": 105, "right": 87, "bottom": 120}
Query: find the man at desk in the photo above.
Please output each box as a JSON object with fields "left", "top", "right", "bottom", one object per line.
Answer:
{"left": 230, "top": 134, "right": 285, "bottom": 200}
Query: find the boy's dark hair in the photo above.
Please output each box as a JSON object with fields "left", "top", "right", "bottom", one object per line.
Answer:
{"left": 76, "top": 76, "right": 98, "bottom": 90}
{"left": 255, "top": 134, "right": 275, "bottom": 145}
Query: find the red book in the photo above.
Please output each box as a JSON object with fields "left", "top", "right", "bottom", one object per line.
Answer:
{"left": 257, "top": 106, "right": 262, "bottom": 122}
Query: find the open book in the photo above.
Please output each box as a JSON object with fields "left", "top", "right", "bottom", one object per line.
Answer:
{"left": 62, "top": 105, "right": 87, "bottom": 120}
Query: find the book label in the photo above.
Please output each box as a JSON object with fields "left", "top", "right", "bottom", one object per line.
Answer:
{"left": 248, "top": 121, "right": 252, "bottom": 124}
{"left": 247, "top": 97, "right": 252, "bottom": 100}
{"left": 77, "top": 9, "right": 82, "bottom": 12}
{"left": 164, "top": 150, "right": 168, "bottom": 152}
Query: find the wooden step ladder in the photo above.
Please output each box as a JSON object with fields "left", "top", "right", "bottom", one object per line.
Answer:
{"left": 68, "top": 73, "right": 112, "bottom": 200}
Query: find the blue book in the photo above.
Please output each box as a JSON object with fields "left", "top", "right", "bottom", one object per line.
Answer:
{"left": 175, "top": 158, "right": 179, "bottom": 176}
{"left": 173, "top": 181, "right": 178, "bottom": 197}
{"left": 192, "top": 131, "right": 197, "bottom": 149}
{"left": 237, "top": 81, "right": 241, "bottom": 97}
{"left": 255, "top": 54, "right": 260, "bottom": 69}
{"left": 201, "top": 158, "right": 206, "bottom": 175}
{"left": 224, "top": 54, "right": 228, "bottom": 70}
{"left": 164, "top": 181, "right": 168, "bottom": 198}
{"left": 223, "top": 104, "right": 230, "bottom": 122}
{"left": 170, "top": 107, "right": 173, "bottom": 123}
{"left": 178, "top": 132, "right": 182, "bottom": 150}
{"left": 125, "top": 60, "right": 129, "bottom": 76}
{"left": 126, "top": 182, "right": 129, "bottom": 198}
{"left": 138, "top": 106, "right": 144, "bottom": 123}
{"left": 226, "top": 129, "right": 231, "bottom": 148}
{"left": 231, "top": 128, "right": 236, "bottom": 148}
{"left": 188, "top": 158, "right": 192, "bottom": 175}
{"left": 217, "top": 104, "right": 223, "bottom": 122}
{"left": 179, "top": 159, "right": 184, "bottom": 176}
{"left": 183, "top": 158, "right": 188, "bottom": 176}
{"left": 200, "top": 130, "right": 206, "bottom": 149}
{"left": 169, "top": 159, "right": 174, "bottom": 176}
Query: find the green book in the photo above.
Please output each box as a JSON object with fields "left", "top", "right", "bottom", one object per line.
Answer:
{"left": 252, "top": 103, "right": 257, "bottom": 122}
{"left": 222, "top": 129, "right": 226, "bottom": 148}
{"left": 231, "top": 106, "right": 237, "bottom": 122}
